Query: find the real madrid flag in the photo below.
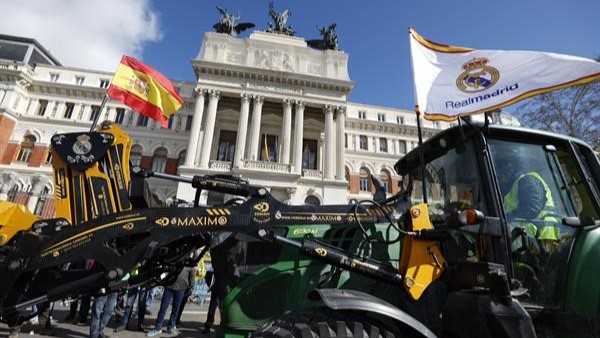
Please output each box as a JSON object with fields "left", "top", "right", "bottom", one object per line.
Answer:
{"left": 107, "top": 55, "right": 183, "bottom": 127}
{"left": 409, "top": 28, "right": 600, "bottom": 121}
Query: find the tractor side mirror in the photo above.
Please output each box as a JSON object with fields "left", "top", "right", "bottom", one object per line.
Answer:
{"left": 370, "top": 175, "right": 387, "bottom": 203}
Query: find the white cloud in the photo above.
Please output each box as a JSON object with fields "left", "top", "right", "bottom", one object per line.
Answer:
{"left": 0, "top": 0, "right": 162, "bottom": 71}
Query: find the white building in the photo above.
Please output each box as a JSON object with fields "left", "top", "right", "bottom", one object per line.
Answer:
{"left": 0, "top": 30, "right": 449, "bottom": 216}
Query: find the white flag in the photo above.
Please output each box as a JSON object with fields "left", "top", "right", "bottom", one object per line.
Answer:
{"left": 409, "top": 28, "right": 600, "bottom": 121}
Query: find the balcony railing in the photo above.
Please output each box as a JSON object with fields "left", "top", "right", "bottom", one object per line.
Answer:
{"left": 302, "top": 169, "right": 323, "bottom": 179}
{"left": 242, "top": 160, "right": 290, "bottom": 173}
{"left": 209, "top": 160, "right": 232, "bottom": 171}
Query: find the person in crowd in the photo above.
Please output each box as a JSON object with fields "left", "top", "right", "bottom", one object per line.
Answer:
{"left": 115, "top": 264, "right": 148, "bottom": 332}
{"left": 89, "top": 291, "right": 118, "bottom": 338}
{"left": 146, "top": 266, "right": 195, "bottom": 337}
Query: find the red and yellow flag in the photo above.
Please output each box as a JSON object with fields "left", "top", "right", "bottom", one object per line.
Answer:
{"left": 107, "top": 55, "right": 183, "bottom": 127}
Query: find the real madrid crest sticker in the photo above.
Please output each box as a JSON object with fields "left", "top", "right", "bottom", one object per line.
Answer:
{"left": 456, "top": 57, "right": 499, "bottom": 93}
{"left": 72, "top": 134, "right": 93, "bottom": 155}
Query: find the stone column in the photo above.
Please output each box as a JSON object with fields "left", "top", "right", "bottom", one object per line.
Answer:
{"left": 0, "top": 172, "right": 17, "bottom": 201}
{"left": 336, "top": 106, "right": 346, "bottom": 180}
{"left": 199, "top": 90, "right": 221, "bottom": 168}
{"left": 233, "top": 93, "right": 251, "bottom": 168}
{"left": 184, "top": 88, "right": 206, "bottom": 167}
{"left": 292, "top": 100, "right": 305, "bottom": 174}
{"left": 247, "top": 95, "right": 264, "bottom": 161}
{"left": 27, "top": 174, "right": 48, "bottom": 213}
{"left": 324, "top": 104, "right": 335, "bottom": 179}
{"left": 280, "top": 99, "right": 293, "bottom": 164}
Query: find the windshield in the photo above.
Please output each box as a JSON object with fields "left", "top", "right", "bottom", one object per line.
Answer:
{"left": 404, "top": 138, "right": 488, "bottom": 223}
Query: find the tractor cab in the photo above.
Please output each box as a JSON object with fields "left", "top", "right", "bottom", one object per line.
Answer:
{"left": 395, "top": 122, "right": 600, "bottom": 334}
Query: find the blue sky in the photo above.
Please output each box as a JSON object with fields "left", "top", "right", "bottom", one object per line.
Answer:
{"left": 3, "top": 0, "right": 599, "bottom": 111}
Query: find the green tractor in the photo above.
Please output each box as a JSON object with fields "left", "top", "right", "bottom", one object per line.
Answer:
{"left": 1, "top": 119, "right": 599, "bottom": 338}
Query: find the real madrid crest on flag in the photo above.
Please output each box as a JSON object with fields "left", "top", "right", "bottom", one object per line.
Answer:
{"left": 456, "top": 58, "right": 499, "bottom": 93}
{"left": 408, "top": 28, "right": 600, "bottom": 121}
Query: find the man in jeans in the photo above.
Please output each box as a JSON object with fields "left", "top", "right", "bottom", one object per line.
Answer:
{"left": 89, "top": 292, "right": 118, "bottom": 338}
{"left": 146, "top": 266, "right": 194, "bottom": 337}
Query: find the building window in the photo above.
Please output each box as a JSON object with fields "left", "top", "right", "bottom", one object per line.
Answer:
{"left": 63, "top": 102, "right": 75, "bottom": 119}
{"left": 358, "top": 111, "right": 367, "bottom": 119}
{"left": 377, "top": 113, "right": 385, "bottom": 122}
{"left": 45, "top": 149, "right": 53, "bottom": 164}
{"left": 380, "top": 170, "right": 391, "bottom": 193}
{"left": 345, "top": 167, "right": 350, "bottom": 188}
{"left": 185, "top": 116, "right": 193, "bottom": 131}
{"left": 396, "top": 116, "right": 404, "bottom": 124}
{"left": 217, "top": 130, "right": 236, "bottom": 162}
{"left": 359, "top": 135, "right": 368, "bottom": 150}
{"left": 260, "top": 134, "right": 279, "bottom": 162}
{"left": 114, "top": 108, "right": 125, "bottom": 124}
{"left": 167, "top": 115, "right": 174, "bottom": 129}
{"left": 398, "top": 140, "right": 407, "bottom": 154}
{"left": 99, "top": 79, "right": 110, "bottom": 88}
{"left": 37, "top": 100, "right": 48, "bottom": 116}
{"left": 434, "top": 121, "right": 441, "bottom": 128}
{"left": 34, "top": 186, "right": 51, "bottom": 215}
{"left": 379, "top": 138, "right": 388, "bottom": 152}
{"left": 75, "top": 76, "right": 85, "bottom": 85}
{"left": 151, "top": 147, "right": 168, "bottom": 173}
{"left": 177, "top": 150, "right": 186, "bottom": 167}
{"left": 304, "top": 195, "right": 320, "bottom": 206}
{"left": 89, "top": 105, "right": 101, "bottom": 121}
{"left": 359, "top": 167, "right": 371, "bottom": 192}
{"left": 49, "top": 73, "right": 59, "bottom": 82}
{"left": 130, "top": 145, "right": 143, "bottom": 167}
{"left": 302, "top": 139, "right": 318, "bottom": 170}
{"left": 137, "top": 114, "right": 149, "bottom": 127}
{"left": 16, "top": 134, "right": 36, "bottom": 163}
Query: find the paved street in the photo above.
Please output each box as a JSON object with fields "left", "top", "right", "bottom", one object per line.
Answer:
{"left": 0, "top": 299, "right": 219, "bottom": 338}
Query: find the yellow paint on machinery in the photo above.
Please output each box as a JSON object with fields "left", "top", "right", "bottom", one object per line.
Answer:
{"left": 399, "top": 203, "right": 446, "bottom": 300}
{"left": 0, "top": 201, "right": 40, "bottom": 245}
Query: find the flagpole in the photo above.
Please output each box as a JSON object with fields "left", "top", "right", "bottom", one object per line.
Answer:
{"left": 89, "top": 94, "right": 109, "bottom": 132}
{"left": 409, "top": 28, "right": 428, "bottom": 204}
{"left": 415, "top": 105, "right": 427, "bottom": 204}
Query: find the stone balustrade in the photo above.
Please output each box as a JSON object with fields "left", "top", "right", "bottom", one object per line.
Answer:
{"left": 243, "top": 160, "right": 290, "bottom": 173}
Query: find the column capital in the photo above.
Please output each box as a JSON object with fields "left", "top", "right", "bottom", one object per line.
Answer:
{"left": 253, "top": 95, "right": 264, "bottom": 104}
{"left": 336, "top": 105, "right": 347, "bottom": 116}
{"left": 294, "top": 100, "right": 306, "bottom": 109}
{"left": 240, "top": 92, "right": 251, "bottom": 102}
{"left": 282, "top": 98, "right": 293, "bottom": 107}
{"left": 208, "top": 89, "right": 221, "bottom": 99}
{"left": 193, "top": 88, "right": 206, "bottom": 98}
{"left": 324, "top": 104, "right": 335, "bottom": 113}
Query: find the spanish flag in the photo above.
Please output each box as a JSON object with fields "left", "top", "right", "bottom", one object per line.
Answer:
{"left": 107, "top": 55, "right": 183, "bottom": 127}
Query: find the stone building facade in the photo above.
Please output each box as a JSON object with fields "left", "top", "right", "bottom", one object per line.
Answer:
{"left": 0, "top": 31, "right": 449, "bottom": 216}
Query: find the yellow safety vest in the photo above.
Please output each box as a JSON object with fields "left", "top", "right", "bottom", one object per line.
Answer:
{"left": 503, "top": 172, "right": 560, "bottom": 241}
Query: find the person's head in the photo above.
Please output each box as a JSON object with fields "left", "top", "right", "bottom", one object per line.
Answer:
{"left": 490, "top": 142, "right": 526, "bottom": 192}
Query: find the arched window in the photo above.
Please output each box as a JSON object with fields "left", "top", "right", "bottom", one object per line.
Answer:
{"left": 304, "top": 195, "right": 320, "bottom": 206}
{"left": 177, "top": 150, "right": 187, "bottom": 167}
{"left": 359, "top": 167, "right": 371, "bottom": 192}
{"left": 151, "top": 147, "right": 168, "bottom": 173}
{"left": 380, "top": 169, "right": 391, "bottom": 193}
{"left": 16, "top": 134, "right": 36, "bottom": 163}
{"left": 130, "top": 145, "right": 143, "bottom": 167}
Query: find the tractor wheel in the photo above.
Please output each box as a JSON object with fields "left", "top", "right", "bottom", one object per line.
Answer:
{"left": 250, "top": 309, "right": 412, "bottom": 338}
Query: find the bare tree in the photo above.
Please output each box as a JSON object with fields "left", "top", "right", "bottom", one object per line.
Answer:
{"left": 516, "top": 59, "right": 600, "bottom": 148}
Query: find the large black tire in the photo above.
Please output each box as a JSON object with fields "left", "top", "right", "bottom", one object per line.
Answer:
{"left": 250, "top": 309, "right": 403, "bottom": 338}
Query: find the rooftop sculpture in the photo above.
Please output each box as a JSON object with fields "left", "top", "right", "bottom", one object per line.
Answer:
{"left": 213, "top": 6, "right": 255, "bottom": 36}
{"left": 266, "top": 2, "right": 295, "bottom": 36}
{"left": 307, "top": 23, "right": 340, "bottom": 51}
